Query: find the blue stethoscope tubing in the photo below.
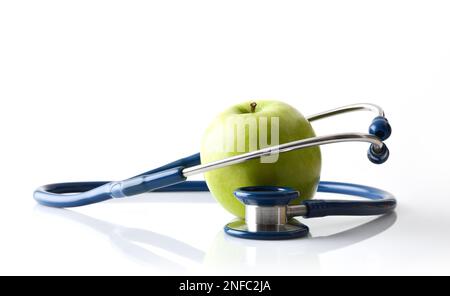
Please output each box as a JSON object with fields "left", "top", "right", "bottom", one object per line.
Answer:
{"left": 34, "top": 152, "right": 396, "bottom": 218}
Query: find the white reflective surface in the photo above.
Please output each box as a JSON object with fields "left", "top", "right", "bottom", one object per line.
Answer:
{"left": 1, "top": 185, "right": 449, "bottom": 275}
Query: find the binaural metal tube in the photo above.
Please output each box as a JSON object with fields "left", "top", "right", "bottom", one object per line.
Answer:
{"left": 182, "top": 132, "right": 383, "bottom": 177}
{"left": 307, "top": 103, "right": 385, "bottom": 122}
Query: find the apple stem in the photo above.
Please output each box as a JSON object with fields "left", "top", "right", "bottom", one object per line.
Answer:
{"left": 250, "top": 102, "right": 257, "bottom": 113}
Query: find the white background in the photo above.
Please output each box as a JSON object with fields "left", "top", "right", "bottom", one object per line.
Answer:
{"left": 1, "top": 0, "right": 449, "bottom": 275}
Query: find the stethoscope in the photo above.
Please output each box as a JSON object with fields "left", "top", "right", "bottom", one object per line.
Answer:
{"left": 34, "top": 103, "right": 396, "bottom": 240}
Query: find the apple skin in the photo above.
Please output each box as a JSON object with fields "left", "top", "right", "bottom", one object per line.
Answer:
{"left": 200, "top": 100, "right": 321, "bottom": 218}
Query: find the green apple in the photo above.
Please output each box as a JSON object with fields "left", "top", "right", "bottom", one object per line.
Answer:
{"left": 200, "top": 100, "right": 321, "bottom": 218}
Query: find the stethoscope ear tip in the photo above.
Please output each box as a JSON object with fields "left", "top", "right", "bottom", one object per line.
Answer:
{"left": 368, "top": 143, "right": 390, "bottom": 164}
{"left": 369, "top": 116, "right": 392, "bottom": 141}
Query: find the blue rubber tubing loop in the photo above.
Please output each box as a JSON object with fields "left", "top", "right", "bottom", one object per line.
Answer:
{"left": 34, "top": 152, "right": 396, "bottom": 215}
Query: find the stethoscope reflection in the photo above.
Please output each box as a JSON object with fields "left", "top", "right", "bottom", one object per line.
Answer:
{"left": 33, "top": 204, "right": 204, "bottom": 274}
{"left": 204, "top": 212, "right": 397, "bottom": 274}
{"left": 34, "top": 199, "right": 397, "bottom": 273}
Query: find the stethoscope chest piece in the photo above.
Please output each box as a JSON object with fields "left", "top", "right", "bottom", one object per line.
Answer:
{"left": 224, "top": 182, "right": 397, "bottom": 240}
{"left": 224, "top": 186, "right": 310, "bottom": 240}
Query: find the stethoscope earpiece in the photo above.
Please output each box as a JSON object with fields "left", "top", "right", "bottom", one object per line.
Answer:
{"left": 368, "top": 143, "right": 390, "bottom": 164}
{"left": 369, "top": 116, "right": 392, "bottom": 141}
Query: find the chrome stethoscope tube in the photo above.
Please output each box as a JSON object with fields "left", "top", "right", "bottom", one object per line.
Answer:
{"left": 307, "top": 103, "right": 384, "bottom": 121}
{"left": 183, "top": 133, "right": 383, "bottom": 177}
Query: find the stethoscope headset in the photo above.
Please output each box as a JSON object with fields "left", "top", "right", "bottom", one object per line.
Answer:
{"left": 34, "top": 103, "right": 396, "bottom": 240}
